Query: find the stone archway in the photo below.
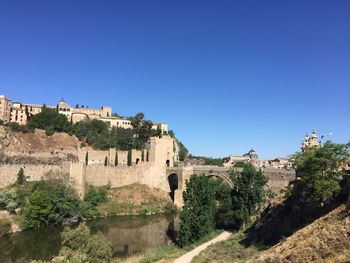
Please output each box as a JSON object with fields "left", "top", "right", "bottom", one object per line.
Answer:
{"left": 166, "top": 159, "right": 170, "bottom": 167}
{"left": 167, "top": 173, "right": 179, "bottom": 201}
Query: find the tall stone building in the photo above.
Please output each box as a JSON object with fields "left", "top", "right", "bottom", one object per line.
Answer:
{"left": 0, "top": 95, "right": 11, "bottom": 123}
{"left": 301, "top": 130, "right": 321, "bottom": 152}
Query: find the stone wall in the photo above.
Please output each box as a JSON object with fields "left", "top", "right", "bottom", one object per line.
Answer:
{"left": 265, "top": 168, "right": 295, "bottom": 193}
{"left": 0, "top": 135, "right": 178, "bottom": 198}
{"left": 0, "top": 163, "right": 70, "bottom": 188}
{"left": 78, "top": 148, "right": 144, "bottom": 166}
{"left": 85, "top": 162, "right": 169, "bottom": 192}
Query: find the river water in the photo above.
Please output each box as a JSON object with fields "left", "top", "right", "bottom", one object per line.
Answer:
{"left": 0, "top": 214, "right": 178, "bottom": 263}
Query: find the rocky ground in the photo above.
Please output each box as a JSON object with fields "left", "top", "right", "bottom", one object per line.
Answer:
{"left": 0, "top": 126, "right": 79, "bottom": 164}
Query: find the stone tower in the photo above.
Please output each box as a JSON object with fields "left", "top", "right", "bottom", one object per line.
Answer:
{"left": 301, "top": 130, "right": 321, "bottom": 152}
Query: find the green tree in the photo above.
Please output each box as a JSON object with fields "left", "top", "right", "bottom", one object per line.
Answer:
{"left": 22, "top": 171, "right": 93, "bottom": 229}
{"left": 293, "top": 141, "right": 350, "bottom": 204}
{"left": 230, "top": 163, "right": 269, "bottom": 228}
{"left": 127, "top": 149, "right": 132, "bottom": 166}
{"left": 28, "top": 107, "right": 71, "bottom": 133}
{"left": 16, "top": 168, "right": 26, "bottom": 185}
{"left": 51, "top": 223, "right": 112, "bottom": 263}
{"left": 23, "top": 190, "right": 53, "bottom": 229}
{"left": 178, "top": 175, "right": 216, "bottom": 247}
{"left": 178, "top": 141, "right": 189, "bottom": 161}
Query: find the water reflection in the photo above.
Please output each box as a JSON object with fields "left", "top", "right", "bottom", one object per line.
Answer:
{"left": 0, "top": 214, "right": 177, "bottom": 263}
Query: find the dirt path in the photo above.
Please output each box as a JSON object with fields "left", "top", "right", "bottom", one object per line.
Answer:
{"left": 173, "top": 231, "right": 232, "bottom": 263}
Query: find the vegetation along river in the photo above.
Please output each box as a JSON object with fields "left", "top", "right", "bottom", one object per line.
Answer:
{"left": 0, "top": 214, "right": 178, "bottom": 263}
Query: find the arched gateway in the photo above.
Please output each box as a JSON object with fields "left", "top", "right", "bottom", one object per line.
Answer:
{"left": 166, "top": 166, "right": 241, "bottom": 206}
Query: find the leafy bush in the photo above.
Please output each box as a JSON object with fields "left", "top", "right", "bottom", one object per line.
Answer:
{"left": 0, "top": 190, "right": 17, "bottom": 213}
{"left": 84, "top": 186, "right": 107, "bottom": 206}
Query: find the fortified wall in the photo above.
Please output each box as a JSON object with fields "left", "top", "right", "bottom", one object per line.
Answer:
{"left": 0, "top": 131, "right": 178, "bottom": 198}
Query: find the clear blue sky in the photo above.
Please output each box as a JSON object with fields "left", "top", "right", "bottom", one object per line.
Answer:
{"left": 1, "top": 1, "right": 349, "bottom": 159}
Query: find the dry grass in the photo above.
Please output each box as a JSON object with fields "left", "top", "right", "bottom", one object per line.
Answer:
{"left": 258, "top": 204, "right": 350, "bottom": 263}
{"left": 97, "top": 183, "right": 175, "bottom": 216}
{"left": 192, "top": 232, "right": 263, "bottom": 263}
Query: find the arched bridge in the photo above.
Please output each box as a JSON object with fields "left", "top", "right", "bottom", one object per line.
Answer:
{"left": 166, "top": 165, "right": 242, "bottom": 189}
{"left": 166, "top": 165, "right": 242, "bottom": 206}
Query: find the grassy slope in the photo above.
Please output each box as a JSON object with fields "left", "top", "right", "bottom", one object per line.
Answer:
{"left": 258, "top": 203, "right": 350, "bottom": 263}
{"left": 97, "top": 183, "right": 175, "bottom": 216}
{"left": 193, "top": 203, "right": 350, "bottom": 263}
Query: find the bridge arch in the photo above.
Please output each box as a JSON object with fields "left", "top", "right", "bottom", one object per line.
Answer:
{"left": 205, "top": 173, "right": 234, "bottom": 189}
{"left": 167, "top": 173, "right": 179, "bottom": 201}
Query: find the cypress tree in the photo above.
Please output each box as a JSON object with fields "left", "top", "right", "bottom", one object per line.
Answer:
{"left": 127, "top": 149, "right": 132, "bottom": 166}
{"left": 115, "top": 151, "right": 118, "bottom": 166}
{"left": 85, "top": 152, "right": 89, "bottom": 166}
{"left": 16, "top": 168, "right": 26, "bottom": 185}
{"left": 141, "top": 150, "right": 145, "bottom": 162}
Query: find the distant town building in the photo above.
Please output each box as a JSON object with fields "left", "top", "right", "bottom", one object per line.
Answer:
{"left": 301, "top": 130, "right": 320, "bottom": 152}
{"left": 0, "top": 95, "right": 168, "bottom": 133}
{"left": 223, "top": 149, "right": 258, "bottom": 167}
{"left": 268, "top": 157, "right": 293, "bottom": 170}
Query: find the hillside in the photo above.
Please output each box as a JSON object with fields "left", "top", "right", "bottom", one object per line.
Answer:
{"left": 97, "top": 183, "right": 175, "bottom": 215}
{"left": 257, "top": 203, "right": 350, "bottom": 263}
{"left": 0, "top": 126, "right": 80, "bottom": 153}
{"left": 192, "top": 203, "right": 350, "bottom": 263}
{"left": 0, "top": 126, "right": 80, "bottom": 164}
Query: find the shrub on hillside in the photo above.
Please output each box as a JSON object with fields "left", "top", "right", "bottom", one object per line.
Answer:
{"left": 84, "top": 186, "right": 107, "bottom": 206}
{"left": 0, "top": 190, "right": 17, "bottom": 213}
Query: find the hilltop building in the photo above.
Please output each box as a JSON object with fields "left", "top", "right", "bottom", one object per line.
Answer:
{"left": 0, "top": 95, "right": 12, "bottom": 123}
{"left": 301, "top": 130, "right": 320, "bottom": 152}
{"left": 0, "top": 95, "right": 168, "bottom": 132}
{"left": 223, "top": 149, "right": 258, "bottom": 167}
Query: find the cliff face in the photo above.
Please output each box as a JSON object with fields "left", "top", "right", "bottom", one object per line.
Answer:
{"left": 0, "top": 126, "right": 79, "bottom": 164}
{"left": 0, "top": 126, "right": 80, "bottom": 152}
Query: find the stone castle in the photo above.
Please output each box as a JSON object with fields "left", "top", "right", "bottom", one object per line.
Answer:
{"left": 0, "top": 95, "right": 168, "bottom": 133}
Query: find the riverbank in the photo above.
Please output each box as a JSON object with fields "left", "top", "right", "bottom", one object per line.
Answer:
{"left": 0, "top": 183, "right": 177, "bottom": 236}
{"left": 112, "top": 230, "right": 224, "bottom": 263}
